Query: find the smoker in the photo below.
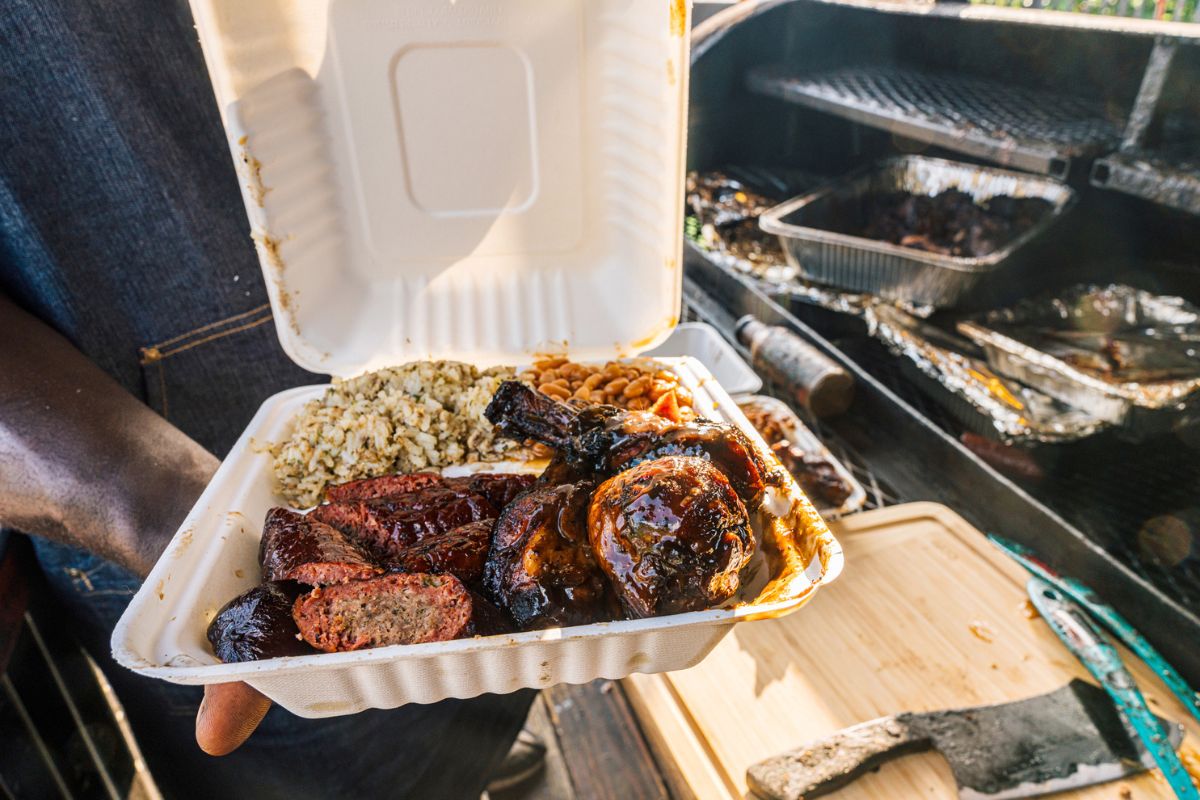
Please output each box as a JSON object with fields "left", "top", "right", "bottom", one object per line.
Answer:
{"left": 682, "top": 0, "right": 1200, "bottom": 683}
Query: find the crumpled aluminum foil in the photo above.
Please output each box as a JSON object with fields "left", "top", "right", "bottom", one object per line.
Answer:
{"left": 869, "top": 305, "right": 1109, "bottom": 443}
{"left": 958, "top": 284, "right": 1200, "bottom": 427}
{"left": 687, "top": 172, "right": 1197, "bottom": 442}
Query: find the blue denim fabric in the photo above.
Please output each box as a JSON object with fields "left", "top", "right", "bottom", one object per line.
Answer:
{"left": 0, "top": 1, "right": 533, "bottom": 797}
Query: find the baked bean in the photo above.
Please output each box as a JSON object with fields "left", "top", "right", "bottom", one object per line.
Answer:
{"left": 649, "top": 379, "right": 674, "bottom": 400}
{"left": 522, "top": 359, "right": 694, "bottom": 419}
{"left": 623, "top": 376, "right": 651, "bottom": 398}
{"left": 539, "top": 383, "right": 570, "bottom": 400}
{"left": 604, "top": 377, "right": 629, "bottom": 396}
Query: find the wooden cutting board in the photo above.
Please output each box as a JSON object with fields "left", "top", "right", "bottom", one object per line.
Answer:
{"left": 624, "top": 502, "right": 1200, "bottom": 800}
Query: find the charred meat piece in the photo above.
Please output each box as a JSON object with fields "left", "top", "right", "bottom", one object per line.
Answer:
{"left": 324, "top": 472, "right": 443, "bottom": 503}
{"left": 856, "top": 189, "right": 1050, "bottom": 258}
{"left": 578, "top": 406, "right": 769, "bottom": 508}
{"left": 259, "top": 508, "right": 382, "bottom": 585}
{"left": 311, "top": 487, "right": 496, "bottom": 561}
{"left": 485, "top": 482, "right": 614, "bottom": 629}
{"left": 768, "top": 441, "right": 853, "bottom": 509}
{"left": 465, "top": 590, "right": 515, "bottom": 636}
{"left": 589, "top": 456, "right": 754, "bottom": 619}
{"left": 536, "top": 452, "right": 593, "bottom": 487}
{"left": 324, "top": 471, "right": 535, "bottom": 509}
{"left": 484, "top": 380, "right": 578, "bottom": 450}
{"left": 207, "top": 581, "right": 313, "bottom": 662}
{"left": 485, "top": 381, "right": 770, "bottom": 507}
{"left": 388, "top": 518, "right": 495, "bottom": 587}
{"left": 445, "top": 473, "right": 536, "bottom": 509}
{"left": 292, "top": 573, "right": 481, "bottom": 652}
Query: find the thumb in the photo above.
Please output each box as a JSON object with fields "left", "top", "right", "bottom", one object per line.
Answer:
{"left": 196, "top": 681, "right": 272, "bottom": 756}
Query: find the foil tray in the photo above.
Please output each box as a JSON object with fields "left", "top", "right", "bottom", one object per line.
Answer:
{"left": 734, "top": 395, "right": 867, "bottom": 518}
{"left": 758, "top": 156, "right": 1077, "bottom": 309}
{"left": 958, "top": 284, "right": 1200, "bottom": 433}
{"left": 684, "top": 170, "right": 933, "bottom": 319}
{"left": 870, "top": 306, "right": 1109, "bottom": 444}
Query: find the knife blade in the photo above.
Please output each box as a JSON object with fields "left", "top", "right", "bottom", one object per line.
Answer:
{"left": 747, "top": 680, "right": 1183, "bottom": 800}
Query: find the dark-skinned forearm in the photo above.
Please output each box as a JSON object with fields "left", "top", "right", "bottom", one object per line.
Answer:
{"left": 0, "top": 294, "right": 218, "bottom": 578}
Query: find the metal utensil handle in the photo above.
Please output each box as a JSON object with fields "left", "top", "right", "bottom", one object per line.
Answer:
{"left": 746, "top": 713, "right": 931, "bottom": 800}
{"left": 1028, "top": 578, "right": 1200, "bottom": 800}
{"left": 991, "top": 534, "right": 1200, "bottom": 725}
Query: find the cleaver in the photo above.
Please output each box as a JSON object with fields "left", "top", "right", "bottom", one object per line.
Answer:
{"left": 748, "top": 680, "right": 1184, "bottom": 800}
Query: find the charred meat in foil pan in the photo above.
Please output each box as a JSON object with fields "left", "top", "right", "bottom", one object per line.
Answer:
{"left": 870, "top": 305, "right": 1110, "bottom": 444}
{"left": 958, "top": 284, "right": 1200, "bottom": 428}
{"left": 855, "top": 190, "right": 1051, "bottom": 258}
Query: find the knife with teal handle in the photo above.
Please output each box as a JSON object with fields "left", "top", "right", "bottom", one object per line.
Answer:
{"left": 989, "top": 534, "right": 1200, "bottom": 726}
{"left": 1028, "top": 577, "right": 1200, "bottom": 800}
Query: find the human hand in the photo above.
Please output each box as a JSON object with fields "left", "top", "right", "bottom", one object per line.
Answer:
{"left": 195, "top": 682, "right": 272, "bottom": 755}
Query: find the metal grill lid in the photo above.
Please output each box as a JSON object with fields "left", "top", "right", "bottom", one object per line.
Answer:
{"left": 190, "top": 0, "right": 690, "bottom": 376}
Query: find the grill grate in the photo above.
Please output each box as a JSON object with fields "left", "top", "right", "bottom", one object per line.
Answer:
{"left": 747, "top": 64, "right": 1125, "bottom": 177}
{"left": 681, "top": 282, "right": 899, "bottom": 512}
{"left": 836, "top": 334, "right": 1200, "bottom": 616}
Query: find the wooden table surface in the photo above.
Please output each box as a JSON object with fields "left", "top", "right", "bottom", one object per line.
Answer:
{"left": 623, "top": 502, "right": 1200, "bottom": 799}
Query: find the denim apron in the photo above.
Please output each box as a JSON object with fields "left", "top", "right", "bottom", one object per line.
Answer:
{"left": 0, "top": 2, "right": 532, "bottom": 796}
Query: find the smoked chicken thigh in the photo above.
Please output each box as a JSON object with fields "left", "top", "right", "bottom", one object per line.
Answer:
{"left": 485, "top": 380, "right": 772, "bottom": 506}
{"left": 588, "top": 456, "right": 754, "bottom": 618}
{"left": 483, "top": 482, "right": 614, "bottom": 629}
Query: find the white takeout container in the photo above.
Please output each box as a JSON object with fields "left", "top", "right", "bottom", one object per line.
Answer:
{"left": 645, "top": 321, "right": 763, "bottom": 396}
{"left": 112, "top": 0, "right": 844, "bottom": 716}
{"left": 112, "top": 359, "right": 841, "bottom": 716}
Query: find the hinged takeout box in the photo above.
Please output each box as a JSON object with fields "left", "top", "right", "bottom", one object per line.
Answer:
{"left": 112, "top": 0, "right": 842, "bottom": 717}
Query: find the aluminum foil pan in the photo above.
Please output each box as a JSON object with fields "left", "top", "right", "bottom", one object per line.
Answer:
{"left": 870, "top": 305, "right": 1109, "bottom": 443}
{"left": 685, "top": 170, "right": 933, "bottom": 318}
{"left": 686, "top": 169, "right": 804, "bottom": 287}
{"left": 958, "top": 284, "right": 1200, "bottom": 431}
{"left": 758, "top": 156, "right": 1077, "bottom": 309}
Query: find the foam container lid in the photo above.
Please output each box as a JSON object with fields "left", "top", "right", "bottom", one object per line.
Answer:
{"left": 190, "top": 0, "right": 691, "bottom": 376}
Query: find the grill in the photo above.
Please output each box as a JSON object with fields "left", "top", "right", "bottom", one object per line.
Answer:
{"left": 1090, "top": 37, "right": 1200, "bottom": 215}
{"left": 835, "top": 334, "right": 1200, "bottom": 617}
{"left": 746, "top": 64, "right": 1124, "bottom": 177}
{"left": 687, "top": 0, "right": 1200, "bottom": 683}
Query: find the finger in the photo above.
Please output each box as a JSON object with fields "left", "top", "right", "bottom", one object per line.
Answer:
{"left": 196, "top": 681, "right": 272, "bottom": 756}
